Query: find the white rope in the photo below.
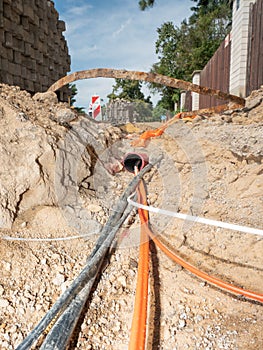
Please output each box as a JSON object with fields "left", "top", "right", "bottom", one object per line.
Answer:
{"left": 128, "top": 194, "right": 263, "bottom": 237}
{"left": 1, "top": 232, "right": 95, "bottom": 242}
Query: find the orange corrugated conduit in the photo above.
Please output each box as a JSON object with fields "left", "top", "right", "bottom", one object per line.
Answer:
{"left": 136, "top": 182, "right": 263, "bottom": 304}
{"left": 131, "top": 112, "right": 182, "bottom": 147}
{"left": 128, "top": 180, "right": 150, "bottom": 350}
{"left": 128, "top": 157, "right": 262, "bottom": 350}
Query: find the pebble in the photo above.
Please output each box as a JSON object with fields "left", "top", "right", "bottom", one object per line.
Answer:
{"left": 0, "top": 298, "right": 9, "bottom": 308}
{"left": 178, "top": 319, "right": 186, "bottom": 329}
{"left": 0, "top": 285, "right": 4, "bottom": 296}
{"left": 3, "top": 262, "right": 11, "bottom": 271}
{"left": 194, "top": 315, "right": 204, "bottom": 323}
{"left": 56, "top": 265, "right": 64, "bottom": 273}
{"left": 87, "top": 204, "right": 102, "bottom": 213}
{"left": 60, "top": 280, "right": 71, "bottom": 293}
{"left": 112, "top": 321, "right": 121, "bottom": 332}
{"left": 52, "top": 273, "right": 65, "bottom": 286}
{"left": 179, "top": 312, "right": 187, "bottom": 320}
{"left": 51, "top": 253, "right": 60, "bottom": 260}
{"left": 3, "top": 333, "right": 10, "bottom": 341}
{"left": 117, "top": 276, "right": 127, "bottom": 288}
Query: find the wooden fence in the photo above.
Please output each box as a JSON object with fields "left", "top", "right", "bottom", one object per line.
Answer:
{"left": 246, "top": 0, "right": 263, "bottom": 95}
{"left": 184, "top": 91, "right": 192, "bottom": 112}
{"left": 199, "top": 36, "right": 231, "bottom": 109}
{"left": 185, "top": 0, "right": 263, "bottom": 111}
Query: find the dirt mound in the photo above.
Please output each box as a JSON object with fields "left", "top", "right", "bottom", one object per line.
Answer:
{"left": 0, "top": 84, "right": 262, "bottom": 349}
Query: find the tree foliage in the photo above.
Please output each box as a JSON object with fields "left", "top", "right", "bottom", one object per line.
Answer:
{"left": 145, "top": 0, "right": 232, "bottom": 110}
{"left": 108, "top": 78, "right": 151, "bottom": 103}
{"left": 108, "top": 79, "right": 153, "bottom": 122}
{"left": 138, "top": 0, "right": 233, "bottom": 12}
{"left": 138, "top": 0, "right": 155, "bottom": 11}
{"left": 69, "top": 83, "right": 85, "bottom": 114}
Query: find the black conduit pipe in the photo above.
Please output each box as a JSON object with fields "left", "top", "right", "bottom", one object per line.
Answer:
{"left": 123, "top": 153, "right": 149, "bottom": 173}
{"left": 16, "top": 156, "right": 162, "bottom": 350}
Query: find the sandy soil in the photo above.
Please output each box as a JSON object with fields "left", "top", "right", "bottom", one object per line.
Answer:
{"left": 0, "top": 84, "right": 262, "bottom": 349}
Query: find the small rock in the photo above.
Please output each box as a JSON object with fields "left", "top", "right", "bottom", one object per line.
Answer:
{"left": 0, "top": 341, "right": 9, "bottom": 348}
{"left": 55, "top": 108, "right": 76, "bottom": 123}
{"left": 20, "top": 221, "right": 27, "bottom": 228}
{"left": 0, "top": 285, "right": 4, "bottom": 296}
{"left": 33, "top": 91, "right": 58, "bottom": 104}
{"left": 117, "top": 275, "right": 127, "bottom": 288}
{"left": 3, "top": 332, "right": 10, "bottom": 341}
{"left": 51, "top": 253, "right": 60, "bottom": 261}
{"left": 16, "top": 112, "right": 29, "bottom": 122}
{"left": 87, "top": 204, "right": 102, "bottom": 213}
{"left": 178, "top": 319, "right": 186, "bottom": 329}
{"left": 112, "top": 321, "right": 121, "bottom": 332}
{"left": 0, "top": 298, "right": 9, "bottom": 308}
{"left": 56, "top": 265, "right": 64, "bottom": 273}
{"left": 52, "top": 273, "right": 65, "bottom": 286}
{"left": 3, "top": 262, "right": 11, "bottom": 271}
{"left": 61, "top": 281, "right": 71, "bottom": 293}
{"left": 179, "top": 312, "right": 187, "bottom": 320}
{"left": 194, "top": 315, "right": 204, "bottom": 323}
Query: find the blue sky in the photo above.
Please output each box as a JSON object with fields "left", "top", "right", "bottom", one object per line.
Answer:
{"left": 53, "top": 0, "right": 193, "bottom": 110}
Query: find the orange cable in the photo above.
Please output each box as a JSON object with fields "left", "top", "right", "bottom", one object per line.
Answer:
{"left": 131, "top": 113, "right": 182, "bottom": 147}
{"left": 128, "top": 181, "right": 150, "bottom": 350}
{"left": 137, "top": 185, "right": 263, "bottom": 304}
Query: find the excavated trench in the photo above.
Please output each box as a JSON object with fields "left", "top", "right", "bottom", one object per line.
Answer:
{"left": 0, "top": 83, "right": 262, "bottom": 349}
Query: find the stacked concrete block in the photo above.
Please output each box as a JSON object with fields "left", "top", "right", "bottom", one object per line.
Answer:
{"left": 0, "top": 0, "right": 71, "bottom": 101}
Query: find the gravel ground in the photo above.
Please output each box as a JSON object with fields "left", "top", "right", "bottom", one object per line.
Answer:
{"left": 0, "top": 85, "right": 262, "bottom": 349}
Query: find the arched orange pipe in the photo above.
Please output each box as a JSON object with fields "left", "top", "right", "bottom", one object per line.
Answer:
{"left": 47, "top": 68, "right": 245, "bottom": 106}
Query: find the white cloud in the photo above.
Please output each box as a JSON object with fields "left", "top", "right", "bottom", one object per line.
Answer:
{"left": 53, "top": 0, "right": 193, "bottom": 110}
{"left": 112, "top": 19, "right": 132, "bottom": 38}
{"left": 69, "top": 4, "right": 93, "bottom": 17}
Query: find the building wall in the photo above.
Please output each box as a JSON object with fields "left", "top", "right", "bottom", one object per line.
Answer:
{"left": 106, "top": 99, "right": 136, "bottom": 124}
{"left": 0, "top": 0, "right": 70, "bottom": 100}
{"left": 184, "top": 0, "right": 261, "bottom": 111}
{"left": 191, "top": 71, "right": 201, "bottom": 110}
{"left": 246, "top": 0, "right": 263, "bottom": 95}
{"left": 229, "top": 0, "right": 256, "bottom": 97}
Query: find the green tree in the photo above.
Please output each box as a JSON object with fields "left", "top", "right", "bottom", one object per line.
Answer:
{"left": 108, "top": 79, "right": 153, "bottom": 122}
{"left": 133, "top": 100, "right": 153, "bottom": 122}
{"left": 69, "top": 83, "right": 85, "bottom": 114}
{"left": 139, "top": 0, "right": 155, "bottom": 10}
{"left": 152, "top": 104, "right": 168, "bottom": 121}
{"left": 149, "top": 0, "right": 232, "bottom": 110}
{"left": 108, "top": 79, "right": 151, "bottom": 102}
{"left": 138, "top": 0, "right": 233, "bottom": 12}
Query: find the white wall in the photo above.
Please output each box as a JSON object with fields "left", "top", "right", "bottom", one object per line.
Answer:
{"left": 229, "top": 0, "right": 256, "bottom": 97}
{"left": 192, "top": 71, "right": 201, "bottom": 110}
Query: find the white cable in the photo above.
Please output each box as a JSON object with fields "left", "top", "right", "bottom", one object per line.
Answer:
{"left": 1, "top": 232, "right": 96, "bottom": 242}
{"left": 128, "top": 194, "right": 263, "bottom": 237}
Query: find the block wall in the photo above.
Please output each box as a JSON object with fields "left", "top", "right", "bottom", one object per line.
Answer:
{"left": 0, "top": 0, "right": 71, "bottom": 100}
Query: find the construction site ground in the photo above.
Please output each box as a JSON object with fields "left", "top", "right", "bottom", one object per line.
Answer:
{"left": 0, "top": 83, "right": 262, "bottom": 350}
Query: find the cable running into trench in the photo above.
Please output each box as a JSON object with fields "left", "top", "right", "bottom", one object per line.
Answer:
{"left": 1, "top": 232, "right": 93, "bottom": 242}
{"left": 129, "top": 181, "right": 150, "bottom": 350}
{"left": 134, "top": 183, "right": 263, "bottom": 305}
{"left": 128, "top": 194, "right": 263, "bottom": 237}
